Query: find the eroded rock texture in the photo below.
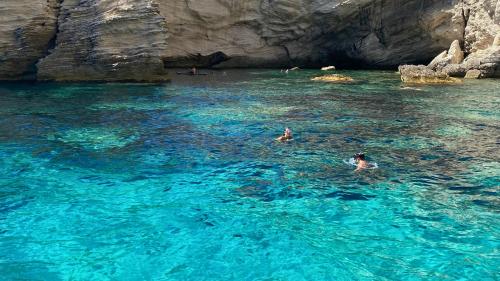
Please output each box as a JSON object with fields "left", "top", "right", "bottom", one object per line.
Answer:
{"left": 0, "top": 0, "right": 499, "bottom": 81}
{"left": 0, "top": 0, "right": 59, "bottom": 80}
{"left": 37, "top": 0, "right": 169, "bottom": 81}
{"left": 160, "top": 0, "right": 464, "bottom": 68}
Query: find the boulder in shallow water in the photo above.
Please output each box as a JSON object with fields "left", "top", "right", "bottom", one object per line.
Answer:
{"left": 464, "top": 69, "right": 482, "bottom": 79}
{"left": 311, "top": 74, "right": 353, "bottom": 83}
{"left": 321, "top": 66, "right": 336, "bottom": 71}
{"left": 399, "top": 65, "right": 462, "bottom": 84}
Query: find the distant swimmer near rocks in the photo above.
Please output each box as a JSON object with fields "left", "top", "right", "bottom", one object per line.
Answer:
{"left": 276, "top": 128, "right": 293, "bottom": 142}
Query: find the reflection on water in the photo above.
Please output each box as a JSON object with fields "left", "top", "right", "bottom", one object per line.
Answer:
{"left": 0, "top": 70, "right": 499, "bottom": 280}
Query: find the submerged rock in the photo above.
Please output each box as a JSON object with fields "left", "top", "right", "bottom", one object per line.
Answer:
{"left": 399, "top": 65, "right": 461, "bottom": 84}
{"left": 311, "top": 74, "right": 353, "bottom": 83}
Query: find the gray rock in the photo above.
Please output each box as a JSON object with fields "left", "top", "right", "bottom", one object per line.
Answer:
{"left": 36, "top": 0, "right": 169, "bottom": 82}
{"left": 0, "top": 0, "right": 59, "bottom": 80}
{"left": 478, "top": 63, "right": 498, "bottom": 78}
{"left": 442, "top": 64, "right": 467, "bottom": 77}
{"left": 428, "top": 51, "right": 449, "bottom": 70}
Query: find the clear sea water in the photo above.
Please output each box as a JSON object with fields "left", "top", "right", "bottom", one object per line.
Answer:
{"left": 0, "top": 70, "right": 499, "bottom": 281}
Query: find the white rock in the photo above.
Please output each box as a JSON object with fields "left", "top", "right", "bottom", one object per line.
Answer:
{"left": 464, "top": 69, "right": 482, "bottom": 79}
{"left": 321, "top": 66, "right": 336, "bottom": 71}
{"left": 448, "top": 40, "right": 464, "bottom": 64}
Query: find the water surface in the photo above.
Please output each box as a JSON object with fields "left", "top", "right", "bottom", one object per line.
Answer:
{"left": 0, "top": 70, "right": 499, "bottom": 280}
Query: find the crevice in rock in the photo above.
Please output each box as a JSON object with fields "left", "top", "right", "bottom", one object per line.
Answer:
{"left": 461, "top": 6, "right": 470, "bottom": 49}
{"left": 282, "top": 45, "right": 291, "bottom": 65}
{"left": 33, "top": 0, "right": 64, "bottom": 78}
{"left": 162, "top": 51, "right": 230, "bottom": 68}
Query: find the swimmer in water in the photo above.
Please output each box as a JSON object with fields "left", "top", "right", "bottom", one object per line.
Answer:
{"left": 276, "top": 127, "right": 293, "bottom": 142}
{"left": 354, "top": 152, "right": 369, "bottom": 172}
{"left": 190, "top": 66, "right": 197, "bottom": 75}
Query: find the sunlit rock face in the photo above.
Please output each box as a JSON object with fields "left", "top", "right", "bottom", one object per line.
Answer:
{"left": 0, "top": 0, "right": 498, "bottom": 80}
{"left": 159, "top": 0, "right": 465, "bottom": 68}
{"left": 0, "top": 0, "right": 59, "bottom": 80}
{"left": 37, "top": 0, "right": 169, "bottom": 82}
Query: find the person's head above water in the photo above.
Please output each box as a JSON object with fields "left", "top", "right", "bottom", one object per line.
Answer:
{"left": 276, "top": 127, "right": 293, "bottom": 141}
{"left": 354, "top": 153, "right": 365, "bottom": 161}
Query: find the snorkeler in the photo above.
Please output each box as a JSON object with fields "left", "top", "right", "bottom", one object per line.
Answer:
{"left": 354, "top": 152, "right": 369, "bottom": 172}
{"left": 276, "top": 127, "right": 293, "bottom": 142}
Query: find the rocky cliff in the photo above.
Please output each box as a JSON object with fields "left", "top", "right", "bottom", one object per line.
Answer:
{"left": 0, "top": 0, "right": 498, "bottom": 81}
{"left": 0, "top": 0, "right": 59, "bottom": 80}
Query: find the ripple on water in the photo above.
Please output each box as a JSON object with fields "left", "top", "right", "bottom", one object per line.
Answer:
{"left": 89, "top": 101, "right": 177, "bottom": 111}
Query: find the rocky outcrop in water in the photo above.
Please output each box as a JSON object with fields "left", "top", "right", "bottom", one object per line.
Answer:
{"left": 399, "top": 65, "right": 462, "bottom": 84}
{"left": 0, "top": 0, "right": 499, "bottom": 81}
{"left": 400, "top": 0, "right": 500, "bottom": 80}
{"left": 401, "top": 33, "right": 500, "bottom": 81}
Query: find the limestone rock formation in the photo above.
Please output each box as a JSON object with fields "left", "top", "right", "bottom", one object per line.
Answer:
{"left": 159, "top": 0, "right": 464, "bottom": 68}
{"left": 448, "top": 40, "right": 465, "bottom": 64}
{"left": 465, "top": 69, "right": 482, "bottom": 79}
{"left": 0, "top": 0, "right": 499, "bottom": 81}
{"left": 399, "top": 65, "right": 461, "bottom": 84}
{"left": 407, "top": 0, "right": 500, "bottom": 80}
{"left": 37, "top": 0, "right": 169, "bottom": 82}
{"left": 428, "top": 51, "right": 450, "bottom": 70}
{"left": 0, "top": 0, "right": 59, "bottom": 80}
{"left": 420, "top": 34, "right": 500, "bottom": 79}
{"left": 442, "top": 64, "right": 467, "bottom": 77}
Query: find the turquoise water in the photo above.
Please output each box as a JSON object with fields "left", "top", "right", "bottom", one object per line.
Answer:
{"left": 0, "top": 70, "right": 499, "bottom": 280}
